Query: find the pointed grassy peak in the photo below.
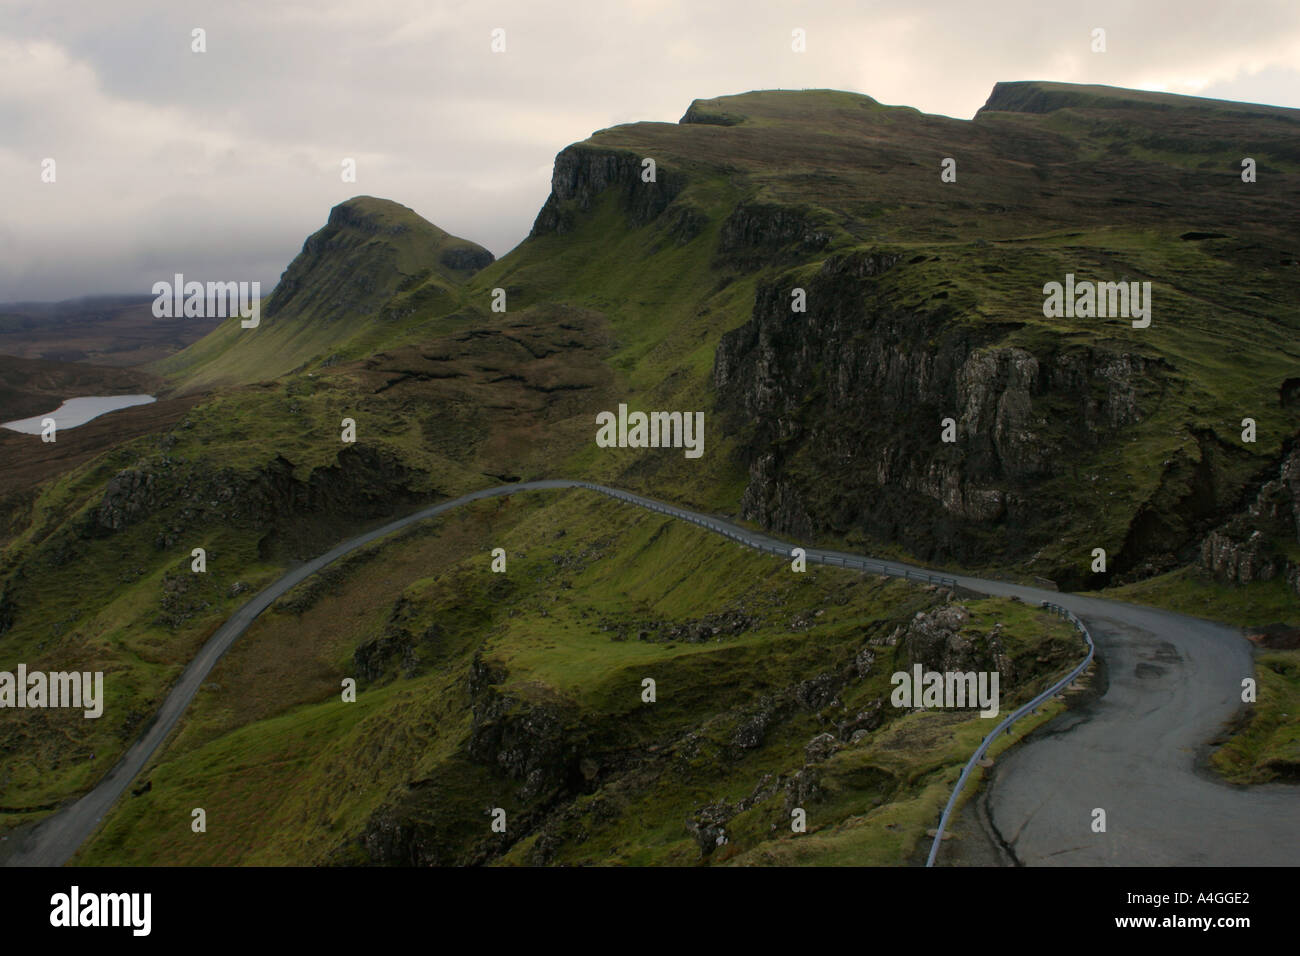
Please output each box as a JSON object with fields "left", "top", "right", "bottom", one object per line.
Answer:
{"left": 262, "top": 194, "right": 492, "bottom": 328}
{"left": 157, "top": 196, "right": 492, "bottom": 390}
{"left": 304, "top": 195, "right": 494, "bottom": 285}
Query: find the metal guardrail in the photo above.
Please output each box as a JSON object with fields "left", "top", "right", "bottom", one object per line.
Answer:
{"left": 924, "top": 601, "right": 1096, "bottom": 866}
{"left": 576, "top": 482, "right": 958, "bottom": 589}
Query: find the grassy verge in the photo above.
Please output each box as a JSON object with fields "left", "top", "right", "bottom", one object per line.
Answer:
{"left": 1093, "top": 566, "right": 1300, "bottom": 628}
{"left": 1209, "top": 650, "right": 1300, "bottom": 784}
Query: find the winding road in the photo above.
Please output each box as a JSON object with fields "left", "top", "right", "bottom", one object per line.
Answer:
{"left": 6, "top": 479, "right": 1296, "bottom": 866}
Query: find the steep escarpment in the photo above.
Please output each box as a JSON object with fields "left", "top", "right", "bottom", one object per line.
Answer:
{"left": 508, "top": 84, "right": 1299, "bottom": 594}
{"left": 715, "top": 201, "right": 833, "bottom": 268}
{"left": 1199, "top": 444, "right": 1300, "bottom": 594}
{"left": 714, "top": 249, "right": 1204, "bottom": 585}
{"left": 530, "top": 145, "right": 689, "bottom": 237}
{"left": 8, "top": 82, "right": 1300, "bottom": 859}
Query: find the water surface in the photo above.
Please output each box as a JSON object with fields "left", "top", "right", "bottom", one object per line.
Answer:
{"left": 2, "top": 394, "right": 157, "bottom": 434}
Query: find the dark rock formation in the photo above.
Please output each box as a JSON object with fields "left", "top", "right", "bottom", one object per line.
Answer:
{"left": 836, "top": 700, "right": 884, "bottom": 742}
{"left": 1199, "top": 446, "right": 1300, "bottom": 593}
{"left": 713, "top": 249, "right": 1202, "bottom": 585}
{"left": 530, "top": 145, "right": 687, "bottom": 237}
{"left": 354, "top": 615, "right": 442, "bottom": 682}
{"left": 714, "top": 201, "right": 831, "bottom": 267}
{"left": 793, "top": 671, "right": 843, "bottom": 711}
{"left": 804, "top": 731, "right": 839, "bottom": 763}
{"left": 893, "top": 604, "right": 1014, "bottom": 680}
{"left": 438, "top": 245, "right": 495, "bottom": 274}
{"left": 84, "top": 444, "right": 428, "bottom": 561}
{"left": 731, "top": 696, "right": 777, "bottom": 749}
{"left": 466, "top": 654, "right": 586, "bottom": 803}
{"left": 679, "top": 100, "right": 746, "bottom": 126}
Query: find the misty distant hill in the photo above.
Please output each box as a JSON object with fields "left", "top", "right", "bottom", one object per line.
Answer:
{"left": 0, "top": 294, "right": 222, "bottom": 367}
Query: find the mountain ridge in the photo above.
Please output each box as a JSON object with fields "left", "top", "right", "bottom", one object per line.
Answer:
{"left": 2, "top": 80, "right": 1297, "bottom": 864}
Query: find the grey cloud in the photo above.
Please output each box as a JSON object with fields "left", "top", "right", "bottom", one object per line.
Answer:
{"left": 3, "top": 0, "right": 1300, "bottom": 301}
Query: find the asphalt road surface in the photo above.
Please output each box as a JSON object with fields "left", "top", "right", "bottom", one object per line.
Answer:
{"left": 6, "top": 480, "right": 1296, "bottom": 866}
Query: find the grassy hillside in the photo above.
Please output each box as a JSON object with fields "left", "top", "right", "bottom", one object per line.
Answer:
{"left": 154, "top": 196, "right": 494, "bottom": 391}
{"left": 74, "top": 488, "right": 1085, "bottom": 865}
{"left": 2, "top": 81, "right": 1297, "bottom": 857}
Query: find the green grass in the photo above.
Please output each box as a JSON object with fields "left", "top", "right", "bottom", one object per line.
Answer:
{"left": 154, "top": 197, "right": 489, "bottom": 391}
{"left": 6, "top": 82, "right": 1300, "bottom": 852}
{"left": 1210, "top": 650, "right": 1300, "bottom": 783}
{"left": 1094, "top": 566, "right": 1300, "bottom": 628}
{"left": 72, "top": 488, "right": 1083, "bottom": 865}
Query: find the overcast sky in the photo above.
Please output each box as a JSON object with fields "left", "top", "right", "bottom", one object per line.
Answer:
{"left": 3, "top": 0, "right": 1299, "bottom": 302}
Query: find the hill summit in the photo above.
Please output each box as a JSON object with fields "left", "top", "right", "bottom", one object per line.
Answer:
{"left": 158, "top": 196, "right": 493, "bottom": 390}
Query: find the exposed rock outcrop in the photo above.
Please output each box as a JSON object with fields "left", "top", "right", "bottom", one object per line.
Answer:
{"left": 715, "top": 201, "right": 831, "bottom": 267}
{"left": 679, "top": 100, "right": 746, "bottom": 126}
{"left": 438, "top": 245, "right": 495, "bottom": 274}
{"left": 466, "top": 655, "right": 586, "bottom": 803}
{"left": 891, "top": 604, "right": 1014, "bottom": 681}
{"left": 530, "top": 145, "right": 687, "bottom": 237}
{"left": 732, "top": 696, "right": 777, "bottom": 749}
{"left": 713, "top": 250, "right": 1189, "bottom": 584}
{"left": 83, "top": 444, "right": 428, "bottom": 560}
{"left": 1199, "top": 446, "right": 1300, "bottom": 593}
{"left": 354, "top": 614, "right": 442, "bottom": 682}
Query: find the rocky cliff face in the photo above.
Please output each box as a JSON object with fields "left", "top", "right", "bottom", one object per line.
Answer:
{"left": 438, "top": 244, "right": 495, "bottom": 274}
{"left": 81, "top": 443, "right": 428, "bottom": 560}
{"left": 713, "top": 249, "right": 1202, "bottom": 584}
{"left": 1199, "top": 446, "right": 1300, "bottom": 594}
{"left": 530, "top": 145, "right": 687, "bottom": 237}
{"left": 679, "top": 99, "right": 746, "bottom": 126}
{"left": 518, "top": 85, "right": 1296, "bottom": 594}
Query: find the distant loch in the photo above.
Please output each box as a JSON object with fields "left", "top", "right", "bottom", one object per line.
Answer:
{"left": 2, "top": 394, "right": 157, "bottom": 434}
